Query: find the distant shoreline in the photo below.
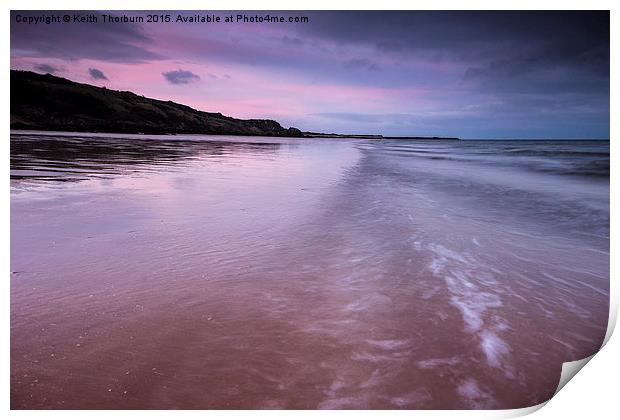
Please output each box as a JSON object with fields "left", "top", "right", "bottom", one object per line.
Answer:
{"left": 302, "top": 132, "right": 460, "bottom": 140}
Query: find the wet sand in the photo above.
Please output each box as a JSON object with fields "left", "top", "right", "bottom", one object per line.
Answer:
{"left": 11, "top": 132, "right": 609, "bottom": 409}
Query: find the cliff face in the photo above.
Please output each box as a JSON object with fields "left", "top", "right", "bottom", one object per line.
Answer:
{"left": 10, "top": 70, "right": 303, "bottom": 137}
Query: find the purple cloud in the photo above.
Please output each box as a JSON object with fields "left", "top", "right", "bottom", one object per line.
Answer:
{"left": 162, "top": 69, "right": 200, "bottom": 85}
{"left": 34, "top": 63, "right": 58, "bottom": 74}
{"left": 88, "top": 68, "right": 108, "bottom": 80}
{"left": 11, "top": 11, "right": 162, "bottom": 63}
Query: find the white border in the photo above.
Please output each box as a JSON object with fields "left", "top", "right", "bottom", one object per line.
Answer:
{"left": 3, "top": 1, "right": 617, "bottom": 419}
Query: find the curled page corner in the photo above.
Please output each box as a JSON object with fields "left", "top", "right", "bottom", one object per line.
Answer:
{"left": 554, "top": 355, "right": 595, "bottom": 396}
{"left": 498, "top": 401, "right": 548, "bottom": 418}
{"left": 542, "top": 304, "right": 617, "bottom": 410}
{"left": 507, "top": 355, "right": 598, "bottom": 418}
{"left": 602, "top": 296, "right": 618, "bottom": 348}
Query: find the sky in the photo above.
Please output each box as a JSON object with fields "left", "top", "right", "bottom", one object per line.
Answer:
{"left": 10, "top": 11, "right": 610, "bottom": 139}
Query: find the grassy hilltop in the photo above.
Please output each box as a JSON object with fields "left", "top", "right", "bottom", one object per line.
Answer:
{"left": 10, "top": 70, "right": 303, "bottom": 137}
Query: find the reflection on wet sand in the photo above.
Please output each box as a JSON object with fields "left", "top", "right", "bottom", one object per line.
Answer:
{"left": 11, "top": 132, "right": 281, "bottom": 182}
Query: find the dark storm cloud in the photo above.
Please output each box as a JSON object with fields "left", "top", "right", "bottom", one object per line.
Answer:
{"left": 11, "top": 11, "right": 162, "bottom": 62}
{"left": 88, "top": 68, "right": 108, "bottom": 80}
{"left": 301, "top": 11, "right": 609, "bottom": 91}
{"left": 162, "top": 11, "right": 608, "bottom": 101}
{"left": 301, "top": 11, "right": 608, "bottom": 60}
{"left": 33, "top": 63, "right": 58, "bottom": 74}
{"left": 162, "top": 69, "right": 200, "bottom": 84}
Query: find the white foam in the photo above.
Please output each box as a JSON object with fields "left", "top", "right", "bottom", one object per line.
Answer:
{"left": 427, "top": 243, "right": 512, "bottom": 373}
{"left": 479, "top": 329, "right": 510, "bottom": 369}
{"left": 365, "top": 339, "right": 409, "bottom": 350}
{"left": 430, "top": 244, "right": 471, "bottom": 265}
{"left": 351, "top": 351, "right": 411, "bottom": 362}
{"left": 359, "top": 369, "right": 383, "bottom": 389}
{"left": 417, "top": 356, "right": 460, "bottom": 369}
{"left": 388, "top": 389, "right": 432, "bottom": 407}
{"left": 457, "top": 378, "right": 483, "bottom": 400}
{"left": 449, "top": 292, "right": 502, "bottom": 332}
{"left": 456, "top": 378, "right": 496, "bottom": 409}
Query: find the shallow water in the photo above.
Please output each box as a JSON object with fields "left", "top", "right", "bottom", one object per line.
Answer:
{"left": 11, "top": 131, "right": 609, "bottom": 409}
